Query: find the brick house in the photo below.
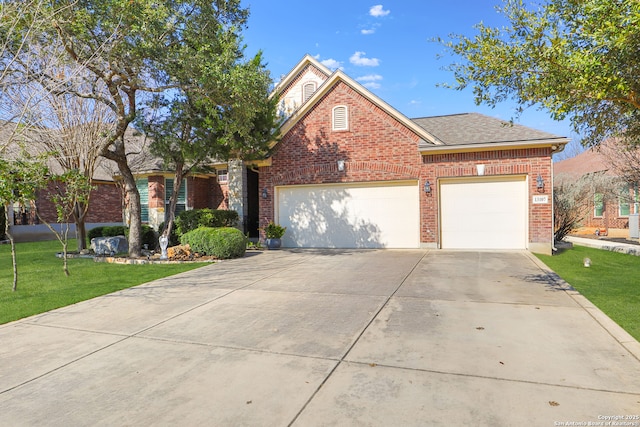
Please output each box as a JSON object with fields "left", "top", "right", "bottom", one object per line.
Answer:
{"left": 554, "top": 143, "right": 640, "bottom": 235}
{"left": 254, "top": 55, "right": 569, "bottom": 254}
{"left": 6, "top": 55, "right": 569, "bottom": 254}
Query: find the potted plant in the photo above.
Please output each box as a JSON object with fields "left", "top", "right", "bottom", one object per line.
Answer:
{"left": 262, "top": 221, "right": 286, "bottom": 250}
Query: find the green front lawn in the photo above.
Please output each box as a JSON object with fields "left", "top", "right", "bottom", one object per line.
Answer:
{"left": 0, "top": 240, "right": 207, "bottom": 325}
{"left": 536, "top": 245, "right": 640, "bottom": 341}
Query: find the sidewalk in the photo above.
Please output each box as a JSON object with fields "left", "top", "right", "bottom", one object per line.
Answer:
{"left": 565, "top": 235, "right": 640, "bottom": 256}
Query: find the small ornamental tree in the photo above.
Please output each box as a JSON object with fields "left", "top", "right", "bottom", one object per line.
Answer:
{"left": 0, "top": 155, "right": 48, "bottom": 291}
{"left": 36, "top": 170, "right": 93, "bottom": 276}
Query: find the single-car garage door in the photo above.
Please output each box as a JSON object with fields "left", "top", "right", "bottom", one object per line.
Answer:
{"left": 440, "top": 176, "right": 528, "bottom": 250}
{"left": 276, "top": 181, "right": 420, "bottom": 249}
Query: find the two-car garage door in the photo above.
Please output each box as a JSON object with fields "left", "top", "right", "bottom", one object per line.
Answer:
{"left": 276, "top": 181, "right": 420, "bottom": 249}
{"left": 275, "top": 177, "right": 528, "bottom": 250}
{"left": 439, "top": 177, "right": 528, "bottom": 250}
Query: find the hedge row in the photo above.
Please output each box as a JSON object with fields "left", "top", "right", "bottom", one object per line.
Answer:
{"left": 174, "top": 209, "right": 238, "bottom": 236}
{"left": 180, "top": 227, "right": 246, "bottom": 259}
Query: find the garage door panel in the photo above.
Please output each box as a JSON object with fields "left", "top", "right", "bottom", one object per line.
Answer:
{"left": 277, "top": 182, "right": 419, "bottom": 249}
{"left": 440, "top": 178, "right": 527, "bottom": 250}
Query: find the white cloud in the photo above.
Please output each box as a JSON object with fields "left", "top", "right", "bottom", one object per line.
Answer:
{"left": 357, "top": 74, "right": 383, "bottom": 90}
{"left": 361, "top": 28, "right": 375, "bottom": 35}
{"left": 349, "top": 51, "right": 380, "bottom": 67}
{"left": 362, "top": 82, "right": 381, "bottom": 90}
{"left": 356, "top": 74, "right": 383, "bottom": 83}
{"left": 320, "top": 58, "right": 342, "bottom": 70}
{"left": 369, "top": 5, "right": 390, "bottom": 17}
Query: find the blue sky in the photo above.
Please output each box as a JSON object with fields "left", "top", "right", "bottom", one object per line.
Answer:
{"left": 242, "top": 1, "right": 582, "bottom": 152}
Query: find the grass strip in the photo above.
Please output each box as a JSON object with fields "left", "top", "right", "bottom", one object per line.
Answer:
{"left": 0, "top": 240, "right": 207, "bottom": 325}
{"left": 536, "top": 245, "right": 640, "bottom": 341}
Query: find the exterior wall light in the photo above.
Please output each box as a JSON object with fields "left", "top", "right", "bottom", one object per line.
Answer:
{"left": 536, "top": 174, "right": 544, "bottom": 190}
{"left": 262, "top": 188, "right": 268, "bottom": 199}
{"left": 424, "top": 180, "right": 432, "bottom": 194}
{"left": 337, "top": 160, "right": 345, "bottom": 171}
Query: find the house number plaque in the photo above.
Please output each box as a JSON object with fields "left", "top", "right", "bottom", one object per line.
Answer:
{"left": 532, "top": 195, "right": 549, "bottom": 204}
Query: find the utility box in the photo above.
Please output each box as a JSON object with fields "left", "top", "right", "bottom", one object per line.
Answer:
{"left": 630, "top": 213, "right": 639, "bottom": 239}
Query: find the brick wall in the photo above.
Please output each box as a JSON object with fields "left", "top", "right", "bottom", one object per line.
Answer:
{"left": 189, "top": 176, "right": 223, "bottom": 209}
{"left": 36, "top": 180, "right": 122, "bottom": 223}
{"left": 424, "top": 148, "right": 554, "bottom": 246}
{"left": 147, "top": 176, "right": 164, "bottom": 208}
{"left": 260, "top": 80, "right": 426, "bottom": 236}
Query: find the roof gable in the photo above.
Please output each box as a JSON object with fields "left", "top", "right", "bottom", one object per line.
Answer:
{"left": 273, "top": 57, "right": 440, "bottom": 147}
{"left": 272, "top": 54, "right": 331, "bottom": 98}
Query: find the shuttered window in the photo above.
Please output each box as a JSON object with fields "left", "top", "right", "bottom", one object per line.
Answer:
{"left": 332, "top": 105, "right": 348, "bottom": 131}
{"left": 302, "top": 82, "right": 316, "bottom": 102}
{"left": 165, "top": 178, "right": 187, "bottom": 216}
{"left": 136, "top": 178, "right": 149, "bottom": 223}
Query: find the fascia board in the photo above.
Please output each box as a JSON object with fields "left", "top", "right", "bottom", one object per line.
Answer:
{"left": 418, "top": 138, "right": 570, "bottom": 155}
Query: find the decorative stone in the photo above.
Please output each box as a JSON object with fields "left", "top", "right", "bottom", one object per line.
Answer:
{"left": 167, "top": 244, "right": 191, "bottom": 259}
{"left": 91, "top": 236, "right": 128, "bottom": 255}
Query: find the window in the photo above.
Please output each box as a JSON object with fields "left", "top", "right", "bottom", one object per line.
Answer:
{"left": 217, "top": 169, "right": 228, "bottom": 183}
{"left": 619, "top": 185, "right": 631, "bottom": 216}
{"left": 619, "top": 198, "right": 630, "bottom": 216}
{"left": 302, "top": 82, "right": 316, "bottom": 102}
{"left": 594, "top": 193, "right": 604, "bottom": 217}
{"left": 136, "top": 178, "right": 149, "bottom": 222}
{"left": 332, "top": 105, "right": 348, "bottom": 131}
{"left": 165, "top": 178, "right": 186, "bottom": 217}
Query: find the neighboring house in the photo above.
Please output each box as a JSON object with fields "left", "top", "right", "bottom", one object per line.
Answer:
{"left": 554, "top": 143, "right": 640, "bottom": 233}
{"left": 1, "top": 121, "right": 122, "bottom": 242}
{"left": 253, "top": 55, "right": 569, "bottom": 254}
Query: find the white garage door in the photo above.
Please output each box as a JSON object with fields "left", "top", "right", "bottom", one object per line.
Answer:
{"left": 276, "top": 181, "right": 420, "bottom": 249}
{"left": 440, "top": 177, "right": 528, "bottom": 250}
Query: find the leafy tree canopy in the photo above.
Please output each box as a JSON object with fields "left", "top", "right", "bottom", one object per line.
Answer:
{"left": 441, "top": 0, "right": 640, "bottom": 148}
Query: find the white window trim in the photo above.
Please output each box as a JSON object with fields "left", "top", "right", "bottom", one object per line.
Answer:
{"left": 332, "top": 105, "right": 348, "bottom": 131}
{"left": 217, "top": 169, "right": 229, "bottom": 183}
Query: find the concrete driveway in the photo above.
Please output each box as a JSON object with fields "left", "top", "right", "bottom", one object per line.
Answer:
{"left": 1, "top": 250, "right": 639, "bottom": 426}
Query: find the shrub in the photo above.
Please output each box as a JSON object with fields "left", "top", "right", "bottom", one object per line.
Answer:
{"left": 87, "top": 226, "right": 105, "bottom": 241}
{"left": 102, "top": 225, "right": 127, "bottom": 237}
{"left": 261, "top": 221, "right": 286, "bottom": 239}
{"left": 174, "top": 209, "right": 239, "bottom": 236}
{"left": 140, "top": 225, "right": 158, "bottom": 250}
{"left": 180, "top": 227, "right": 246, "bottom": 259}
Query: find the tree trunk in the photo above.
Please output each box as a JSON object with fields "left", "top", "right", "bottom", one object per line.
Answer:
{"left": 120, "top": 167, "right": 142, "bottom": 258}
{"left": 74, "top": 202, "right": 88, "bottom": 252}
{"left": 103, "top": 139, "right": 142, "bottom": 258}
{"left": 163, "top": 163, "right": 185, "bottom": 241}
{"left": 4, "top": 206, "right": 18, "bottom": 291}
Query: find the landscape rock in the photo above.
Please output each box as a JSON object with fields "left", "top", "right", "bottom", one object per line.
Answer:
{"left": 91, "top": 236, "right": 128, "bottom": 255}
{"left": 167, "top": 244, "right": 191, "bottom": 259}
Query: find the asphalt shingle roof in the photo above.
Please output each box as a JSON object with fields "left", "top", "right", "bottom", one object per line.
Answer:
{"left": 411, "top": 112, "right": 564, "bottom": 145}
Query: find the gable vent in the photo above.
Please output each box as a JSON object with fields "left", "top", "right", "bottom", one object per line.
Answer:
{"left": 332, "top": 105, "right": 348, "bottom": 131}
{"left": 303, "top": 82, "right": 316, "bottom": 102}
